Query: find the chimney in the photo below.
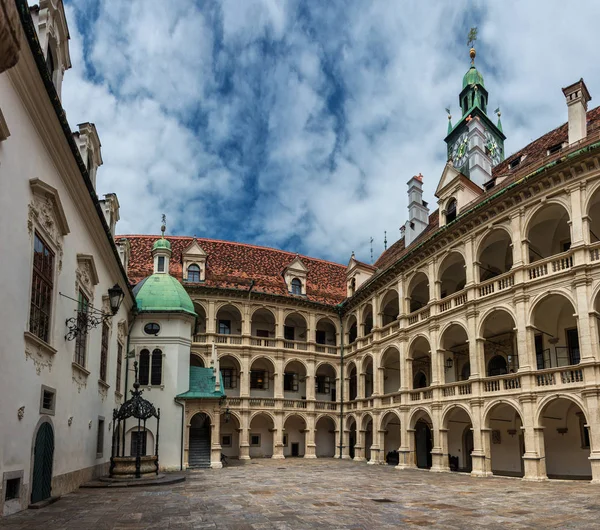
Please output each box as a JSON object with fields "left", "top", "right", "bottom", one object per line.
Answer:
{"left": 404, "top": 173, "right": 429, "bottom": 247}
{"left": 562, "top": 78, "right": 591, "bottom": 145}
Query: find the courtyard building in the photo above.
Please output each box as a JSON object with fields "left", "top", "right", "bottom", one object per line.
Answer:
{"left": 2, "top": 0, "right": 600, "bottom": 520}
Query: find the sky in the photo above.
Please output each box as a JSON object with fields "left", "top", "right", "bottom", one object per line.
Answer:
{"left": 58, "top": 0, "right": 600, "bottom": 265}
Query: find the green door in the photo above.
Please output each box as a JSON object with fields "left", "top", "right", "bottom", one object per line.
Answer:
{"left": 31, "top": 422, "right": 54, "bottom": 504}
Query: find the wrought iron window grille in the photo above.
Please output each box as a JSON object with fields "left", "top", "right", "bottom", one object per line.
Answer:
{"left": 60, "top": 284, "right": 124, "bottom": 341}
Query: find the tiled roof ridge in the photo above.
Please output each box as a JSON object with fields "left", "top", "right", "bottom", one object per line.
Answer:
{"left": 118, "top": 234, "right": 346, "bottom": 269}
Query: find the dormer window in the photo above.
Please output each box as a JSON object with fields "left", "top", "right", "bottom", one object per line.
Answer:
{"left": 547, "top": 143, "right": 563, "bottom": 155}
{"left": 509, "top": 157, "right": 521, "bottom": 170}
{"left": 46, "top": 44, "right": 55, "bottom": 81}
{"left": 157, "top": 256, "right": 165, "bottom": 272}
{"left": 446, "top": 198, "right": 457, "bottom": 223}
{"left": 291, "top": 278, "right": 302, "bottom": 295}
{"left": 187, "top": 264, "right": 200, "bottom": 282}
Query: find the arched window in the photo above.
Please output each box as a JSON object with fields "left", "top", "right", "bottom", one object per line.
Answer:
{"left": 291, "top": 278, "right": 302, "bottom": 295}
{"left": 187, "top": 264, "right": 200, "bottom": 282}
{"left": 446, "top": 198, "right": 457, "bottom": 224}
{"left": 487, "top": 355, "right": 508, "bottom": 377}
{"left": 139, "top": 349, "right": 150, "bottom": 385}
{"left": 151, "top": 349, "right": 163, "bottom": 385}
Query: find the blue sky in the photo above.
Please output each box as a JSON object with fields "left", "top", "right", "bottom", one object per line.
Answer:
{"left": 60, "top": 0, "right": 600, "bottom": 265}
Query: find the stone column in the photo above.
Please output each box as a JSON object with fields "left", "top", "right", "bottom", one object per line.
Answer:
{"left": 430, "top": 403, "right": 448, "bottom": 472}
{"left": 272, "top": 412, "right": 285, "bottom": 459}
{"left": 583, "top": 389, "right": 600, "bottom": 483}
{"left": 242, "top": 302, "right": 251, "bottom": 336}
{"left": 304, "top": 415, "right": 317, "bottom": 458}
{"left": 354, "top": 429, "right": 366, "bottom": 461}
{"left": 396, "top": 407, "right": 413, "bottom": 469}
{"left": 515, "top": 292, "right": 533, "bottom": 372}
{"left": 570, "top": 183, "right": 585, "bottom": 247}
{"left": 368, "top": 412, "right": 380, "bottom": 464}
{"left": 574, "top": 276, "right": 594, "bottom": 362}
{"left": 464, "top": 236, "right": 475, "bottom": 287}
{"left": 399, "top": 338, "right": 409, "bottom": 391}
{"left": 274, "top": 355, "right": 284, "bottom": 399}
{"left": 371, "top": 349, "right": 381, "bottom": 396}
{"left": 511, "top": 209, "right": 525, "bottom": 270}
{"left": 377, "top": 427, "right": 386, "bottom": 464}
{"left": 240, "top": 354, "right": 250, "bottom": 398}
{"left": 306, "top": 359, "right": 316, "bottom": 401}
{"left": 207, "top": 300, "right": 216, "bottom": 334}
{"left": 342, "top": 427, "right": 351, "bottom": 459}
{"left": 239, "top": 411, "right": 250, "bottom": 460}
{"left": 372, "top": 294, "right": 381, "bottom": 330}
{"left": 469, "top": 398, "right": 489, "bottom": 477}
{"left": 520, "top": 395, "right": 547, "bottom": 481}
{"left": 467, "top": 308, "right": 482, "bottom": 378}
{"left": 211, "top": 409, "right": 223, "bottom": 469}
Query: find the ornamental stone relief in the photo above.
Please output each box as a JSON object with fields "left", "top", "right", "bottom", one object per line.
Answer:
{"left": 24, "top": 338, "right": 54, "bottom": 375}
{"left": 75, "top": 260, "right": 95, "bottom": 297}
{"left": 117, "top": 319, "right": 127, "bottom": 343}
{"left": 27, "top": 196, "right": 64, "bottom": 270}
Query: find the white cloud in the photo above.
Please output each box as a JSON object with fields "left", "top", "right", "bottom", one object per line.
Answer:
{"left": 60, "top": 0, "right": 600, "bottom": 265}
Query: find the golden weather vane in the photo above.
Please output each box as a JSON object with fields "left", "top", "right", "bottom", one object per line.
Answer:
{"left": 467, "top": 27, "right": 478, "bottom": 48}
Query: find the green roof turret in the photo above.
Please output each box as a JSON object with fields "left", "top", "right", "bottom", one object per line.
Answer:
{"left": 133, "top": 274, "right": 196, "bottom": 316}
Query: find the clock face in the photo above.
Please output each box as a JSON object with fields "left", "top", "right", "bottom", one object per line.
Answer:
{"left": 485, "top": 131, "right": 503, "bottom": 166}
{"left": 451, "top": 132, "right": 468, "bottom": 169}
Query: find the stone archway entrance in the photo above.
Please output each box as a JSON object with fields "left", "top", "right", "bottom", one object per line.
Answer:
{"left": 189, "top": 413, "right": 211, "bottom": 468}
{"left": 31, "top": 422, "right": 54, "bottom": 504}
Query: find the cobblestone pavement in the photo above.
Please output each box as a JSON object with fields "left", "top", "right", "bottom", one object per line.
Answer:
{"left": 2, "top": 459, "right": 599, "bottom": 529}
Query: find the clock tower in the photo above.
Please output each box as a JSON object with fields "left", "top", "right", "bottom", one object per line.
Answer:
{"left": 444, "top": 33, "right": 506, "bottom": 187}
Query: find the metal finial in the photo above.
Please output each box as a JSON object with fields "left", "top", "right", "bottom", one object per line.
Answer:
{"left": 161, "top": 214, "right": 166, "bottom": 238}
{"left": 468, "top": 27, "right": 477, "bottom": 65}
{"left": 133, "top": 360, "right": 140, "bottom": 390}
{"left": 370, "top": 237, "right": 374, "bottom": 264}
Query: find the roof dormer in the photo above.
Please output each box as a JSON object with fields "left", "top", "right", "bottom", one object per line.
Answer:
{"left": 435, "top": 162, "right": 483, "bottom": 227}
{"left": 346, "top": 253, "right": 375, "bottom": 297}
{"left": 99, "top": 193, "right": 120, "bottom": 238}
{"left": 31, "top": 0, "right": 72, "bottom": 99}
{"left": 182, "top": 239, "right": 207, "bottom": 283}
{"left": 283, "top": 255, "right": 307, "bottom": 295}
{"left": 74, "top": 122, "right": 103, "bottom": 189}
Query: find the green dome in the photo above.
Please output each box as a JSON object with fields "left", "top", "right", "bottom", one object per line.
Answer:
{"left": 462, "top": 66, "right": 484, "bottom": 89}
{"left": 133, "top": 274, "right": 195, "bottom": 316}
{"left": 152, "top": 238, "right": 171, "bottom": 251}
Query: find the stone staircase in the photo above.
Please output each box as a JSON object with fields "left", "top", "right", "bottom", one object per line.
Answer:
{"left": 188, "top": 428, "right": 211, "bottom": 468}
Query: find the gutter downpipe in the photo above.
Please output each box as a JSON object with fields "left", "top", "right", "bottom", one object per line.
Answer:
{"left": 337, "top": 306, "right": 344, "bottom": 459}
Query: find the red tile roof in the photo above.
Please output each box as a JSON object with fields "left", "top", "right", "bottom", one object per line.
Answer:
{"left": 121, "top": 235, "right": 347, "bottom": 306}
{"left": 374, "top": 106, "right": 600, "bottom": 272}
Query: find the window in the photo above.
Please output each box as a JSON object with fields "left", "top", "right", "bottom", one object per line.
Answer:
{"left": 566, "top": 328, "right": 580, "bottom": 366}
{"left": 151, "top": 349, "right": 163, "bottom": 385}
{"left": 40, "top": 386, "right": 56, "bottom": 415}
{"left": 74, "top": 290, "right": 89, "bottom": 366}
{"left": 284, "top": 372, "right": 298, "bottom": 392}
{"left": 139, "top": 349, "right": 150, "bottom": 385}
{"left": 547, "top": 143, "right": 563, "bottom": 155}
{"left": 315, "top": 376, "right": 331, "bottom": 394}
{"left": 509, "top": 157, "right": 521, "bottom": 170}
{"left": 144, "top": 322, "right": 160, "bottom": 335}
{"left": 96, "top": 418, "right": 105, "bottom": 457}
{"left": 219, "top": 320, "right": 231, "bottom": 335}
{"left": 316, "top": 330, "right": 326, "bottom": 345}
{"left": 221, "top": 435, "right": 232, "bottom": 447}
{"left": 29, "top": 233, "right": 54, "bottom": 343}
{"left": 250, "top": 370, "right": 268, "bottom": 390}
{"left": 349, "top": 277, "right": 356, "bottom": 296}
{"left": 222, "top": 368, "right": 237, "bottom": 389}
{"left": 291, "top": 278, "right": 302, "bottom": 295}
{"left": 284, "top": 325, "right": 295, "bottom": 341}
{"left": 116, "top": 342, "right": 123, "bottom": 393}
{"left": 130, "top": 431, "right": 147, "bottom": 456}
{"left": 5, "top": 478, "right": 20, "bottom": 501}
{"left": 187, "top": 264, "right": 200, "bottom": 282}
{"left": 157, "top": 256, "right": 165, "bottom": 272}
{"left": 446, "top": 199, "right": 457, "bottom": 223}
{"left": 45, "top": 45, "right": 55, "bottom": 80}
{"left": 250, "top": 434, "right": 261, "bottom": 447}
{"left": 100, "top": 322, "right": 109, "bottom": 383}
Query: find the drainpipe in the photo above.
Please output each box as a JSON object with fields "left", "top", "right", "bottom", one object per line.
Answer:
{"left": 337, "top": 307, "right": 345, "bottom": 459}
{"left": 174, "top": 398, "right": 185, "bottom": 471}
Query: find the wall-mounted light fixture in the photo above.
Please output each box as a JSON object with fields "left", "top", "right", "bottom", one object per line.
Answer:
{"left": 62, "top": 284, "right": 124, "bottom": 341}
